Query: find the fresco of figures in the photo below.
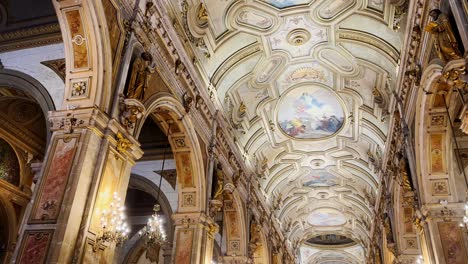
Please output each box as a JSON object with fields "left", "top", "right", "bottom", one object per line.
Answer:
{"left": 278, "top": 86, "right": 344, "bottom": 139}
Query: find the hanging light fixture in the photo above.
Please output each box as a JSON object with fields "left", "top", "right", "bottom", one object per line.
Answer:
{"left": 139, "top": 123, "right": 171, "bottom": 253}
{"left": 94, "top": 192, "right": 130, "bottom": 251}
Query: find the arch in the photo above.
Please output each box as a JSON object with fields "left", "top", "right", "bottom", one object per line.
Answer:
{"left": 51, "top": 0, "right": 116, "bottom": 111}
{"left": 414, "top": 62, "right": 467, "bottom": 204}
{"left": 137, "top": 95, "right": 206, "bottom": 212}
{"left": 0, "top": 69, "right": 55, "bottom": 142}
{"left": 119, "top": 174, "right": 175, "bottom": 264}
{"left": 0, "top": 192, "right": 18, "bottom": 264}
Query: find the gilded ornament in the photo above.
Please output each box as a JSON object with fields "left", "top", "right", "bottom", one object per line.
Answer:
{"left": 212, "top": 165, "right": 224, "bottom": 200}
{"left": 116, "top": 132, "right": 132, "bottom": 154}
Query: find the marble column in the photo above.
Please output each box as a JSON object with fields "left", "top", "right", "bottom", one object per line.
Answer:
{"left": 172, "top": 212, "right": 218, "bottom": 264}
{"left": 12, "top": 108, "right": 142, "bottom": 264}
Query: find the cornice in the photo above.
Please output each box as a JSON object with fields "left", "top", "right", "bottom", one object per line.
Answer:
{"left": 0, "top": 23, "right": 62, "bottom": 52}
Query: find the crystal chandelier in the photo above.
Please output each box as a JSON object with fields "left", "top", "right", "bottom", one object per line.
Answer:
{"left": 94, "top": 192, "right": 130, "bottom": 250}
{"left": 138, "top": 124, "right": 170, "bottom": 255}
{"left": 138, "top": 204, "right": 167, "bottom": 245}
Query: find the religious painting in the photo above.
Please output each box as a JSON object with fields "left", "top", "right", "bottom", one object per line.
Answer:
{"left": 307, "top": 208, "right": 347, "bottom": 226}
{"left": 226, "top": 211, "right": 240, "bottom": 238}
{"left": 403, "top": 207, "right": 413, "bottom": 233}
{"left": 278, "top": 86, "right": 344, "bottom": 139}
{"left": 174, "top": 229, "right": 193, "bottom": 263}
{"left": 175, "top": 152, "right": 194, "bottom": 188}
{"left": 429, "top": 134, "right": 444, "bottom": 173}
{"left": 438, "top": 222, "right": 467, "bottom": 264}
{"left": 31, "top": 135, "right": 79, "bottom": 223}
{"left": 302, "top": 169, "right": 338, "bottom": 187}
{"left": 264, "top": 0, "right": 310, "bottom": 8}
{"left": 17, "top": 230, "right": 54, "bottom": 264}
{"left": 0, "top": 138, "right": 20, "bottom": 186}
{"left": 65, "top": 9, "right": 89, "bottom": 69}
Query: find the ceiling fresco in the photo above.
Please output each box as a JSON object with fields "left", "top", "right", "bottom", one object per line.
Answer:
{"left": 173, "top": 0, "right": 408, "bottom": 262}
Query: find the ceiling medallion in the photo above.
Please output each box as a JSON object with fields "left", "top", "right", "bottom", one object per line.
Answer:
{"left": 287, "top": 28, "right": 311, "bottom": 46}
{"left": 277, "top": 85, "right": 345, "bottom": 139}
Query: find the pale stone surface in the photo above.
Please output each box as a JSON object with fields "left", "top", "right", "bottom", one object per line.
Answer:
{"left": 131, "top": 160, "right": 178, "bottom": 211}
{"left": 0, "top": 44, "right": 65, "bottom": 108}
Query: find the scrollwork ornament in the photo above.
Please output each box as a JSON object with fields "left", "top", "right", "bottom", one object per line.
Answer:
{"left": 116, "top": 132, "right": 132, "bottom": 154}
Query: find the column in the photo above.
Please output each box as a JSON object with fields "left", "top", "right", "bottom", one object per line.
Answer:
{"left": 12, "top": 108, "right": 142, "bottom": 264}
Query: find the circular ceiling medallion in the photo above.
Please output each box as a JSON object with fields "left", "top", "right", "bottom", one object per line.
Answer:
{"left": 308, "top": 208, "right": 346, "bottom": 226}
{"left": 287, "top": 28, "right": 311, "bottom": 46}
{"left": 277, "top": 85, "right": 344, "bottom": 139}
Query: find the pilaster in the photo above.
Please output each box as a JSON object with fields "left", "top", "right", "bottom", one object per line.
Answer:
{"left": 12, "top": 107, "right": 143, "bottom": 264}
{"left": 172, "top": 212, "right": 218, "bottom": 264}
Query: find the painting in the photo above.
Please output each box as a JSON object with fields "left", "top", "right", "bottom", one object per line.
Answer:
{"left": 176, "top": 152, "right": 194, "bottom": 188}
{"left": 0, "top": 138, "right": 20, "bottom": 186}
{"left": 174, "top": 229, "right": 193, "bottom": 263}
{"left": 226, "top": 211, "right": 240, "bottom": 238}
{"left": 430, "top": 134, "right": 444, "bottom": 173}
{"left": 302, "top": 169, "right": 339, "bottom": 187}
{"left": 403, "top": 207, "right": 413, "bottom": 233}
{"left": 31, "top": 136, "right": 79, "bottom": 223}
{"left": 17, "top": 230, "right": 53, "bottom": 264}
{"left": 308, "top": 208, "right": 346, "bottom": 226}
{"left": 65, "top": 9, "right": 89, "bottom": 69}
{"left": 438, "top": 222, "right": 467, "bottom": 264}
{"left": 264, "top": 0, "right": 310, "bottom": 8}
{"left": 278, "top": 86, "right": 344, "bottom": 139}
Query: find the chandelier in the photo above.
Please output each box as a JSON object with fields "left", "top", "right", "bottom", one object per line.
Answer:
{"left": 460, "top": 201, "right": 468, "bottom": 230}
{"left": 94, "top": 192, "right": 130, "bottom": 250}
{"left": 138, "top": 123, "right": 171, "bottom": 257}
{"left": 138, "top": 204, "right": 167, "bottom": 245}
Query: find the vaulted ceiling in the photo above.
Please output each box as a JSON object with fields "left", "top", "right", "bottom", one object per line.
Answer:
{"left": 171, "top": 0, "right": 408, "bottom": 262}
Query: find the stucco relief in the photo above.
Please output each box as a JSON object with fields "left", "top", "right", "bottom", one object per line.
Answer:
{"left": 317, "top": 0, "right": 355, "bottom": 20}
{"left": 236, "top": 8, "right": 274, "bottom": 30}
{"left": 267, "top": 14, "right": 327, "bottom": 58}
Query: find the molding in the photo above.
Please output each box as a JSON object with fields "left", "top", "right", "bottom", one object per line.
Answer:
{"left": 0, "top": 23, "right": 62, "bottom": 52}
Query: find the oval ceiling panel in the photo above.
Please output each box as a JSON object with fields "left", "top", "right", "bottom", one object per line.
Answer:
{"left": 308, "top": 208, "right": 347, "bottom": 226}
{"left": 318, "top": 0, "right": 355, "bottom": 20}
{"left": 277, "top": 85, "right": 345, "bottom": 139}
{"left": 236, "top": 8, "right": 274, "bottom": 30}
{"left": 319, "top": 48, "right": 355, "bottom": 74}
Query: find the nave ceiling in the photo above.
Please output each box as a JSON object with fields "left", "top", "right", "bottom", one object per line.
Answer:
{"left": 169, "top": 0, "right": 409, "bottom": 261}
